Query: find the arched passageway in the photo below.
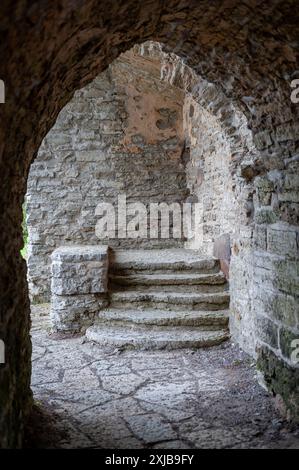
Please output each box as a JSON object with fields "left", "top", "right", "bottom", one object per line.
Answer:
{"left": 0, "top": 1, "right": 298, "bottom": 447}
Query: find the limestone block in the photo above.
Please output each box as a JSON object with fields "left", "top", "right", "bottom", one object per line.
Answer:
{"left": 283, "top": 173, "right": 299, "bottom": 191}
{"left": 267, "top": 223, "right": 298, "bottom": 258}
{"left": 276, "top": 122, "right": 299, "bottom": 143}
{"left": 50, "top": 293, "right": 108, "bottom": 333}
{"left": 255, "top": 290, "right": 297, "bottom": 329}
{"left": 51, "top": 245, "right": 109, "bottom": 295}
{"left": 253, "top": 130, "right": 273, "bottom": 150}
{"left": 279, "top": 326, "right": 299, "bottom": 363}
{"left": 272, "top": 259, "right": 299, "bottom": 297}
{"left": 255, "top": 176, "right": 274, "bottom": 205}
{"left": 255, "top": 315, "right": 279, "bottom": 350}
{"left": 254, "top": 207, "right": 278, "bottom": 224}
{"left": 253, "top": 225, "right": 267, "bottom": 251}
{"left": 50, "top": 245, "right": 109, "bottom": 332}
{"left": 278, "top": 190, "right": 299, "bottom": 203}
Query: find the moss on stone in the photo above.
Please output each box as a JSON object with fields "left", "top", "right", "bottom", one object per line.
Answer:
{"left": 257, "top": 346, "right": 299, "bottom": 423}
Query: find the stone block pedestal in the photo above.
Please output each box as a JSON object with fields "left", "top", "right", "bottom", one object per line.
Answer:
{"left": 50, "top": 245, "right": 109, "bottom": 333}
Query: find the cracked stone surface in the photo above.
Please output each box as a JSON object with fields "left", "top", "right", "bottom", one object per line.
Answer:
{"left": 26, "top": 305, "right": 299, "bottom": 449}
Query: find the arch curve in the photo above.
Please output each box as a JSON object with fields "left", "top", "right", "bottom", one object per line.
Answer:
{"left": 0, "top": 1, "right": 298, "bottom": 447}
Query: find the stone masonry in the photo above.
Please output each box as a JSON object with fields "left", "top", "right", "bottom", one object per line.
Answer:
{"left": 50, "top": 245, "right": 230, "bottom": 346}
{"left": 86, "top": 248, "right": 230, "bottom": 350}
{"left": 0, "top": 1, "right": 299, "bottom": 447}
{"left": 28, "top": 305, "right": 299, "bottom": 449}
{"left": 26, "top": 41, "right": 299, "bottom": 425}
{"left": 26, "top": 48, "right": 188, "bottom": 303}
{"left": 50, "top": 246, "right": 109, "bottom": 333}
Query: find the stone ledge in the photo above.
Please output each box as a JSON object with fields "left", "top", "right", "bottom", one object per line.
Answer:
{"left": 51, "top": 245, "right": 109, "bottom": 262}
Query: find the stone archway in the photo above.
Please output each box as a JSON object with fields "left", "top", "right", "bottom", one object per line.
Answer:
{"left": 0, "top": 0, "right": 298, "bottom": 447}
{"left": 26, "top": 41, "right": 257, "bottom": 353}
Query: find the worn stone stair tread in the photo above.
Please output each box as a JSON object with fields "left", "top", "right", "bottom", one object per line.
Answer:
{"left": 109, "top": 248, "right": 219, "bottom": 273}
{"left": 80, "top": 249, "right": 231, "bottom": 350}
{"left": 85, "top": 323, "right": 230, "bottom": 350}
{"left": 110, "top": 271, "right": 226, "bottom": 285}
{"left": 98, "top": 307, "right": 229, "bottom": 326}
{"left": 110, "top": 290, "right": 230, "bottom": 310}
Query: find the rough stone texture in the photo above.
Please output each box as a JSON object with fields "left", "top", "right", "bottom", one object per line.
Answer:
{"left": 110, "top": 290, "right": 230, "bottom": 310}
{"left": 86, "top": 323, "right": 229, "bottom": 350}
{"left": 51, "top": 246, "right": 109, "bottom": 295}
{"left": 0, "top": 0, "right": 299, "bottom": 447}
{"left": 27, "top": 306, "right": 299, "bottom": 449}
{"left": 50, "top": 246, "right": 109, "bottom": 333}
{"left": 50, "top": 294, "right": 108, "bottom": 335}
{"left": 183, "top": 96, "right": 245, "bottom": 254}
{"left": 96, "top": 308, "right": 229, "bottom": 327}
{"left": 86, "top": 248, "right": 229, "bottom": 350}
{"left": 27, "top": 49, "right": 188, "bottom": 303}
{"left": 257, "top": 346, "right": 299, "bottom": 423}
{"left": 26, "top": 40, "right": 299, "bottom": 415}
{"left": 109, "top": 248, "right": 221, "bottom": 272}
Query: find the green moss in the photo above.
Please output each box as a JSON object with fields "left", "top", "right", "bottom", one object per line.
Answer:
{"left": 280, "top": 328, "right": 299, "bottom": 361}
{"left": 254, "top": 207, "right": 278, "bottom": 224}
{"left": 257, "top": 346, "right": 299, "bottom": 423}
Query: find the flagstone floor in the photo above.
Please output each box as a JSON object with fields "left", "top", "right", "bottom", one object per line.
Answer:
{"left": 26, "top": 304, "right": 299, "bottom": 449}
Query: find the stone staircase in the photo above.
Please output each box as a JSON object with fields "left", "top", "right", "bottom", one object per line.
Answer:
{"left": 85, "top": 249, "right": 230, "bottom": 350}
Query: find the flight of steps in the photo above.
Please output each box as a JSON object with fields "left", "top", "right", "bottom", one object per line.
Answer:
{"left": 85, "top": 249, "right": 230, "bottom": 350}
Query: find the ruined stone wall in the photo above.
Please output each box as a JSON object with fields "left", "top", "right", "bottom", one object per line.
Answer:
{"left": 27, "top": 51, "right": 187, "bottom": 302}
{"left": 1, "top": 0, "right": 299, "bottom": 447}
{"left": 183, "top": 95, "right": 239, "bottom": 254}
{"left": 182, "top": 94, "right": 258, "bottom": 355}
{"left": 252, "top": 169, "right": 299, "bottom": 420}
{"left": 145, "top": 42, "right": 299, "bottom": 420}
{"left": 27, "top": 40, "right": 299, "bottom": 423}
{"left": 138, "top": 43, "right": 258, "bottom": 356}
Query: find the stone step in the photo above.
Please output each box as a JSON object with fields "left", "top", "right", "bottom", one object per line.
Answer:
{"left": 109, "top": 248, "right": 220, "bottom": 274}
{"left": 85, "top": 323, "right": 230, "bottom": 350}
{"left": 109, "top": 272, "right": 227, "bottom": 293}
{"left": 110, "top": 291, "right": 230, "bottom": 311}
{"left": 98, "top": 307, "right": 229, "bottom": 327}
{"left": 107, "top": 239, "right": 185, "bottom": 250}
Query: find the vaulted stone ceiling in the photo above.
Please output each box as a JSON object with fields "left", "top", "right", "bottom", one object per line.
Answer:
{"left": 0, "top": 0, "right": 298, "bottom": 447}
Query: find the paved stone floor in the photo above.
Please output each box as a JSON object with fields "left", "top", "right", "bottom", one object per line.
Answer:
{"left": 27, "top": 305, "right": 299, "bottom": 449}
